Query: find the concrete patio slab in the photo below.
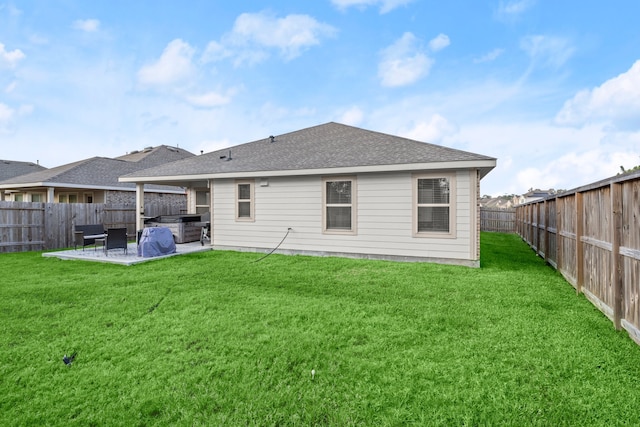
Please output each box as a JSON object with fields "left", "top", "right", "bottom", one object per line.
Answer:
{"left": 42, "top": 241, "right": 212, "bottom": 266}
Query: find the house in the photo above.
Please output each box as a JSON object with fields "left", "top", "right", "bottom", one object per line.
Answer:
{"left": 0, "top": 145, "right": 194, "bottom": 207}
{"left": 0, "top": 159, "right": 47, "bottom": 200}
{"left": 121, "top": 123, "right": 497, "bottom": 267}
{"left": 479, "top": 195, "right": 519, "bottom": 209}
{"left": 520, "top": 188, "right": 557, "bottom": 204}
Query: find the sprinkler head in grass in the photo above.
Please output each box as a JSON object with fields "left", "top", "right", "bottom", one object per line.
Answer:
{"left": 63, "top": 352, "right": 77, "bottom": 366}
{"left": 311, "top": 369, "right": 316, "bottom": 380}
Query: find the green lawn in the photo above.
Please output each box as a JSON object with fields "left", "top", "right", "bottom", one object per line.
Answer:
{"left": 1, "top": 233, "right": 639, "bottom": 426}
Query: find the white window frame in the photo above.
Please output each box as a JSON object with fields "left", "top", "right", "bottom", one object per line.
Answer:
{"left": 322, "top": 176, "right": 357, "bottom": 235}
{"left": 235, "top": 180, "right": 255, "bottom": 222}
{"left": 413, "top": 173, "right": 456, "bottom": 238}
{"left": 195, "top": 189, "right": 210, "bottom": 214}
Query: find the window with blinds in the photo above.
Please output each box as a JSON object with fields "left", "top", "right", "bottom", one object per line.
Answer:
{"left": 323, "top": 177, "right": 356, "bottom": 234}
{"left": 414, "top": 175, "right": 455, "bottom": 236}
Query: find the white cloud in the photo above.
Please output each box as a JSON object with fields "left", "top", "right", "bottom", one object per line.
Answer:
{"left": 428, "top": 34, "right": 450, "bottom": 52}
{"left": 520, "top": 35, "right": 574, "bottom": 69}
{"left": 0, "top": 3, "right": 22, "bottom": 17}
{"left": 18, "top": 104, "right": 33, "bottom": 116}
{"left": 556, "top": 60, "right": 640, "bottom": 129}
{"left": 185, "top": 89, "right": 236, "bottom": 108}
{"left": 331, "top": 0, "right": 415, "bottom": 13}
{"left": 339, "top": 106, "right": 364, "bottom": 126}
{"left": 515, "top": 148, "right": 639, "bottom": 192}
{"left": 5, "top": 80, "right": 17, "bottom": 93}
{"left": 496, "top": 0, "right": 536, "bottom": 21}
{"left": 72, "top": 19, "right": 100, "bottom": 32}
{"left": 137, "top": 39, "right": 195, "bottom": 86}
{"left": 0, "top": 42, "right": 26, "bottom": 68}
{"left": 0, "top": 102, "right": 14, "bottom": 122}
{"left": 201, "top": 40, "right": 232, "bottom": 63}
{"left": 402, "top": 114, "right": 457, "bottom": 143}
{"left": 29, "top": 33, "right": 49, "bottom": 45}
{"left": 203, "top": 12, "right": 337, "bottom": 65}
{"left": 474, "top": 48, "right": 504, "bottom": 63}
{"left": 378, "top": 32, "right": 433, "bottom": 87}
{"left": 446, "top": 118, "right": 640, "bottom": 195}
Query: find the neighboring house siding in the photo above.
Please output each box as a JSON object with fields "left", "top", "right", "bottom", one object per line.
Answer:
{"left": 211, "top": 170, "right": 477, "bottom": 264}
{"left": 104, "top": 190, "right": 185, "bottom": 208}
{"left": 104, "top": 190, "right": 133, "bottom": 204}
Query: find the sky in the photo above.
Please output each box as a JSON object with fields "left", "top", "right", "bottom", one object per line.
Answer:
{"left": 1, "top": 0, "right": 639, "bottom": 196}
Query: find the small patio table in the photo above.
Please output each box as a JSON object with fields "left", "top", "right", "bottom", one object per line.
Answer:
{"left": 86, "top": 234, "right": 107, "bottom": 252}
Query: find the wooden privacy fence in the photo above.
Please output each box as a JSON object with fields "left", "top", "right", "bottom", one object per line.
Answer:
{"left": 516, "top": 170, "right": 640, "bottom": 345}
{"left": 480, "top": 208, "right": 516, "bottom": 232}
{"left": 0, "top": 201, "right": 184, "bottom": 253}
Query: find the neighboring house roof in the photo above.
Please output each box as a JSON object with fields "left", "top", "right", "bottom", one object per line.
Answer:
{"left": 479, "top": 197, "right": 516, "bottom": 209}
{"left": 121, "top": 122, "right": 496, "bottom": 184}
{"left": 115, "top": 145, "right": 191, "bottom": 164}
{"left": 0, "top": 159, "right": 47, "bottom": 181}
{"left": 523, "top": 189, "right": 554, "bottom": 198}
{"left": 0, "top": 145, "right": 194, "bottom": 192}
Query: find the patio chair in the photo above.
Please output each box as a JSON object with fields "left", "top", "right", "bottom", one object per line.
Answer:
{"left": 103, "top": 227, "right": 128, "bottom": 255}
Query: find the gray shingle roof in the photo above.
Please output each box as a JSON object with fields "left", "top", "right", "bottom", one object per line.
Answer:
{"left": 124, "top": 122, "right": 496, "bottom": 179}
{"left": 0, "top": 146, "right": 194, "bottom": 190}
{"left": 0, "top": 159, "right": 47, "bottom": 181}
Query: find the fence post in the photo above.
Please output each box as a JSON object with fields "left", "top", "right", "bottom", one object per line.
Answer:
{"left": 543, "top": 199, "right": 549, "bottom": 262}
{"left": 611, "top": 182, "right": 623, "bottom": 330}
{"left": 556, "top": 197, "right": 562, "bottom": 271}
{"left": 576, "top": 192, "right": 584, "bottom": 295}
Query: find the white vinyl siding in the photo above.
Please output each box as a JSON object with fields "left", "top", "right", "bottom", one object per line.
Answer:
{"left": 211, "top": 170, "right": 478, "bottom": 265}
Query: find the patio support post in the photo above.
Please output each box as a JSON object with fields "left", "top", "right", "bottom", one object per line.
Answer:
{"left": 208, "top": 179, "right": 213, "bottom": 245}
{"left": 46, "top": 187, "right": 55, "bottom": 203}
{"left": 136, "top": 183, "right": 145, "bottom": 233}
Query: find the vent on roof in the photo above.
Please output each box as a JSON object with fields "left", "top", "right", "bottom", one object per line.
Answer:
{"left": 144, "top": 146, "right": 153, "bottom": 152}
{"left": 220, "top": 150, "right": 232, "bottom": 161}
{"left": 130, "top": 150, "right": 139, "bottom": 154}
{"left": 269, "top": 135, "right": 275, "bottom": 143}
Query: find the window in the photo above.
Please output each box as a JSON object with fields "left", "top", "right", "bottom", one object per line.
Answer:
{"left": 235, "top": 180, "right": 254, "bottom": 221}
{"left": 195, "top": 190, "right": 210, "bottom": 214}
{"left": 414, "top": 174, "right": 455, "bottom": 237}
{"left": 14, "top": 193, "right": 24, "bottom": 202}
{"left": 323, "top": 177, "right": 356, "bottom": 234}
{"left": 31, "top": 193, "right": 44, "bottom": 202}
{"left": 59, "top": 193, "right": 78, "bottom": 203}
{"left": 84, "top": 193, "right": 94, "bottom": 203}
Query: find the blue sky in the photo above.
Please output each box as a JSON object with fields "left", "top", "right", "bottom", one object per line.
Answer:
{"left": 1, "top": 0, "right": 639, "bottom": 196}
